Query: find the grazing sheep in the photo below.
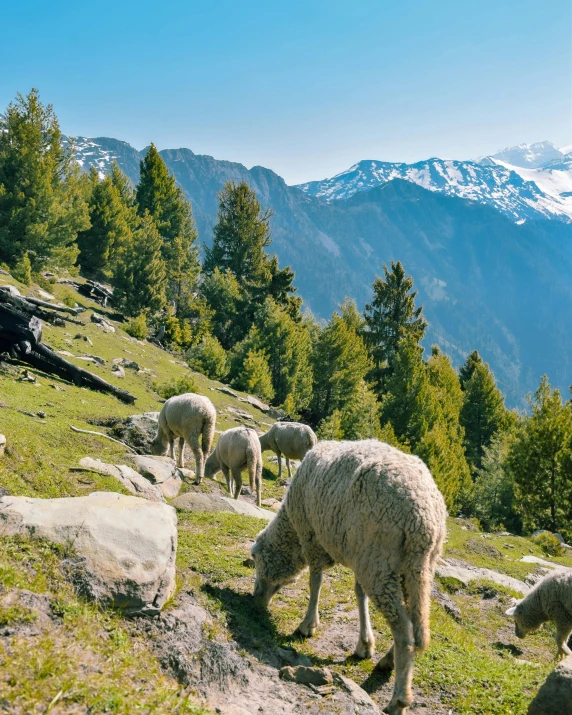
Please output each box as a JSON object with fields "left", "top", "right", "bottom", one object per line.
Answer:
{"left": 506, "top": 570, "right": 572, "bottom": 659}
{"left": 259, "top": 422, "right": 317, "bottom": 480}
{"left": 150, "top": 393, "right": 216, "bottom": 484}
{"left": 204, "top": 426, "right": 263, "bottom": 506}
{"left": 251, "top": 439, "right": 447, "bottom": 715}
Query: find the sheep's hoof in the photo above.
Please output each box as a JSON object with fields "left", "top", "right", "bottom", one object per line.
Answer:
{"left": 383, "top": 696, "right": 411, "bottom": 714}
{"left": 295, "top": 622, "right": 318, "bottom": 638}
{"left": 353, "top": 640, "right": 375, "bottom": 660}
{"left": 194, "top": 478, "right": 202, "bottom": 486}
{"left": 376, "top": 653, "right": 395, "bottom": 672}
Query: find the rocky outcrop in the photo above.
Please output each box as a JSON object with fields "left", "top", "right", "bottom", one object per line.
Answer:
{"left": 77, "top": 457, "right": 164, "bottom": 502}
{"left": 437, "top": 558, "right": 529, "bottom": 594}
{"left": 527, "top": 655, "right": 572, "bottom": 714}
{"left": 129, "top": 455, "right": 183, "bottom": 499}
{"left": 111, "top": 412, "right": 160, "bottom": 453}
{"left": 171, "top": 491, "right": 275, "bottom": 521}
{"left": 0, "top": 492, "right": 177, "bottom": 615}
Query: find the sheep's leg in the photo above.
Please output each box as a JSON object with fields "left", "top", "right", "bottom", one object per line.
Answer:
{"left": 231, "top": 467, "right": 243, "bottom": 500}
{"left": 177, "top": 437, "right": 185, "bottom": 468}
{"left": 286, "top": 457, "right": 292, "bottom": 480}
{"left": 168, "top": 436, "right": 175, "bottom": 460}
{"left": 555, "top": 620, "right": 572, "bottom": 660}
{"left": 276, "top": 451, "right": 282, "bottom": 480}
{"left": 255, "top": 462, "right": 262, "bottom": 507}
{"left": 372, "top": 580, "right": 414, "bottom": 714}
{"left": 221, "top": 464, "right": 233, "bottom": 495}
{"left": 189, "top": 435, "right": 204, "bottom": 485}
{"left": 296, "top": 569, "right": 323, "bottom": 637}
{"left": 353, "top": 580, "right": 375, "bottom": 659}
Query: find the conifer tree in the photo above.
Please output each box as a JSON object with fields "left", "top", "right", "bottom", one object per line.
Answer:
{"left": 110, "top": 160, "right": 135, "bottom": 208}
{"left": 136, "top": 144, "right": 199, "bottom": 314}
{"left": 508, "top": 376, "right": 572, "bottom": 538}
{"left": 459, "top": 351, "right": 510, "bottom": 472}
{"left": 232, "top": 349, "right": 275, "bottom": 402}
{"left": 77, "top": 170, "right": 133, "bottom": 276}
{"left": 0, "top": 89, "right": 89, "bottom": 269}
{"left": 113, "top": 211, "right": 166, "bottom": 316}
{"left": 363, "top": 261, "right": 427, "bottom": 394}
{"left": 310, "top": 299, "right": 372, "bottom": 423}
{"left": 201, "top": 267, "right": 244, "bottom": 349}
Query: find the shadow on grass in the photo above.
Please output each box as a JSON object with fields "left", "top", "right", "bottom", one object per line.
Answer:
{"left": 202, "top": 583, "right": 306, "bottom": 667}
{"left": 262, "top": 466, "right": 278, "bottom": 482}
{"left": 360, "top": 664, "right": 394, "bottom": 694}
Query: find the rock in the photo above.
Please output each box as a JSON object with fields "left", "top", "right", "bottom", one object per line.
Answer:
{"left": 131, "top": 455, "right": 177, "bottom": 484}
{"left": 0, "top": 434, "right": 5, "bottom": 456}
{"left": 239, "top": 395, "right": 270, "bottom": 412}
{"left": 437, "top": 558, "right": 530, "bottom": 594}
{"left": 528, "top": 655, "right": 572, "bottom": 714}
{"left": 227, "top": 406, "right": 256, "bottom": 421}
{"left": 431, "top": 581, "right": 462, "bottom": 621}
{"left": 0, "top": 492, "right": 177, "bottom": 615}
{"left": 332, "top": 673, "right": 381, "bottom": 713}
{"left": 280, "top": 666, "right": 333, "bottom": 687}
{"left": 111, "top": 364, "right": 125, "bottom": 378}
{"left": 76, "top": 458, "right": 165, "bottom": 502}
{"left": 217, "top": 386, "right": 238, "bottom": 398}
{"left": 521, "top": 555, "right": 572, "bottom": 573}
{"left": 0, "top": 284, "right": 21, "bottom": 296}
{"left": 171, "top": 492, "right": 275, "bottom": 521}
{"left": 261, "top": 498, "right": 279, "bottom": 507}
{"left": 85, "top": 354, "right": 106, "bottom": 365}
{"left": 19, "top": 369, "right": 37, "bottom": 383}
{"left": 91, "top": 312, "right": 115, "bottom": 332}
{"left": 112, "top": 357, "right": 140, "bottom": 370}
{"left": 36, "top": 411, "right": 47, "bottom": 419}
{"left": 111, "top": 412, "right": 160, "bottom": 453}
{"left": 57, "top": 350, "right": 76, "bottom": 358}
{"left": 276, "top": 647, "right": 313, "bottom": 667}
{"left": 74, "top": 333, "right": 93, "bottom": 346}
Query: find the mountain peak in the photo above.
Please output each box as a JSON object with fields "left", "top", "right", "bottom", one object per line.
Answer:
{"left": 483, "top": 141, "right": 563, "bottom": 169}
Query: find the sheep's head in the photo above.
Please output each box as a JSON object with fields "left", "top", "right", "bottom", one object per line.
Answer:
{"left": 251, "top": 531, "right": 303, "bottom": 607}
{"left": 150, "top": 437, "right": 167, "bottom": 456}
{"left": 506, "top": 600, "right": 544, "bottom": 638}
{"left": 203, "top": 452, "right": 220, "bottom": 480}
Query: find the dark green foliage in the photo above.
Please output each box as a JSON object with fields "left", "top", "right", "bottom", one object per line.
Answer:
{"left": 136, "top": 144, "right": 200, "bottom": 315}
{"left": 459, "top": 351, "right": 511, "bottom": 472}
{"left": 77, "top": 170, "right": 133, "bottom": 276}
{"left": 200, "top": 268, "right": 243, "bottom": 349}
{"left": 11, "top": 252, "right": 32, "bottom": 285}
{"left": 112, "top": 211, "right": 166, "bottom": 317}
{"left": 231, "top": 348, "right": 274, "bottom": 402}
{"left": 124, "top": 314, "right": 148, "bottom": 340}
{"left": 508, "top": 376, "right": 572, "bottom": 539}
{"left": 187, "top": 336, "right": 229, "bottom": 381}
{"left": 363, "top": 261, "right": 427, "bottom": 393}
{"left": 0, "top": 89, "right": 89, "bottom": 269}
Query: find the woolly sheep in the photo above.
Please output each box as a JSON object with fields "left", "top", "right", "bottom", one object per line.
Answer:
{"left": 258, "top": 422, "right": 317, "bottom": 480}
{"left": 204, "top": 426, "right": 263, "bottom": 506}
{"left": 150, "top": 393, "right": 216, "bottom": 484}
{"left": 251, "top": 439, "right": 447, "bottom": 715}
{"left": 506, "top": 570, "right": 572, "bottom": 659}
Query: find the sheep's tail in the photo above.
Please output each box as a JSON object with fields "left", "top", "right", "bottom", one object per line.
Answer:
{"left": 246, "top": 443, "right": 263, "bottom": 506}
{"left": 405, "top": 547, "right": 439, "bottom": 653}
{"left": 201, "top": 413, "right": 216, "bottom": 456}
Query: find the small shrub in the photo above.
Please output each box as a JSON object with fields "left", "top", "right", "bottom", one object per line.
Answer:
{"left": 531, "top": 531, "right": 564, "bottom": 557}
{"left": 438, "top": 576, "right": 464, "bottom": 594}
{"left": 12, "top": 253, "right": 32, "bottom": 286}
{"left": 33, "top": 272, "right": 54, "bottom": 292}
{"left": 153, "top": 374, "right": 198, "bottom": 400}
{"left": 187, "top": 336, "right": 229, "bottom": 381}
{"left": 124, "top": 313, "right": 148, "bottom": 340}
{"left": 58, "top": 287, "right": 77, "bottom": 308}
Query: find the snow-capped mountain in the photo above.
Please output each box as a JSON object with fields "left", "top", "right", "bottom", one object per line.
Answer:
{"left": 297, "top": 156, "right": 572, "bottom": 222}
{"left": 482, "top": 140, "right": 564, "bottom": 169}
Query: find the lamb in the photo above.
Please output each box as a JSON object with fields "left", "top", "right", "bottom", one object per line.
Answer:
{"left": 204, "top": 426, "right": 263, "bottom": 506}
{"left": 150, "top": 393, "right": 216, "bottom": 484}
{"left": 258, "top": 422, "right": 317, "bottom": 480}
{"left": 506, "top": 570, "right": 572, "bottom": 659}
{"left": 251, "top": 439, "right": 447, "bottom": 715}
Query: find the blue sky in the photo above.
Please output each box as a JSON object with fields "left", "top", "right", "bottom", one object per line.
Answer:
{"left": 1, "top": 0, "right": 570, "bottom": 184}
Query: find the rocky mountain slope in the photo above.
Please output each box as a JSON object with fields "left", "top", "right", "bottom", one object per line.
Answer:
{"left": 70, "top": 136, "right": 572, "bottom": 405}
{"left": 1, "top": 274, "right": 571, "bottom": 715}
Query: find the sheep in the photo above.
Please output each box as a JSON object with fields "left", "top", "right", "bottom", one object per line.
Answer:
{"left": 150, "top": 393, "right": 216, "bottom": 484}
{"left": 506, "top": 570, "right": 572, "bottom": 660}
{"left": 204, "top": 426, "right": 263, "bottom": 506}
{"left": 251, "top": 439, "right": 447, "bottom": 715}
{"left": 258, "top": 422, "right": 317, "bottom": 480}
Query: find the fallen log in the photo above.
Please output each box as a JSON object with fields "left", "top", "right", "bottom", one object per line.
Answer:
{"left": 25, "top": 296, "right": 83, "bottom": 315}
{"left": 0, "top": 289, "right": 85, "bottom": 326}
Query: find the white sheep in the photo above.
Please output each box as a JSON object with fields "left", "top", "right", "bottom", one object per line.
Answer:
{"left": 204, "top": 426, "right": 263, "bottom": 506}
{"left": 150, "top": 393, "right": 216, "bottom": 484}
{"left": 251, "top": 439, "right": 447, "bottom": 715}
{"left": 258, "top": 422, "right": 317, "bottom": 480}
{"left": 506, "top": 570, "right": 572, "bottom": 660}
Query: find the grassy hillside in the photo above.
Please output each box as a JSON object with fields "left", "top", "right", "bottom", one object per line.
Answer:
{"left": 1, "top": 275, "right": 571, "bottom": 715}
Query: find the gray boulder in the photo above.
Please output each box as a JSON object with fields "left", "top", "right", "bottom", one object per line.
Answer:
{"left": 0, "top": 492, "right": 177, "bottom": 615}
{"left": 171, "top": 491, "right": 275, "bottom": 521}
{"left": 130, "top": 455, "right": 182, "bottom": 499}
{"left": 112, "top": 412, "right": 160, "bottom": 453}
{"left": 528, "top": 655, "right": 572, "bottom": 714}
{"left": 77, "top": 457, "right": 164, "bottom": 502}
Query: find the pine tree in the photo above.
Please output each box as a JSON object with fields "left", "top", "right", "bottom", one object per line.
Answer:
{"left": 136, "top": 144, "right": 199, "bottom": 314}
{"left": 0, "top": 89, "right": 89, "bottom": 269}
{"left": 232, "top": 348, "right": 274, "bottom": 402}
{"left": 508, "top": 376, "right": 572, "bottom": 538}
{"left": 113, "top": 211, "right": 166, "bottom": 316}
{"left": 187, "top": 335, "right": 229, "bottom": 381}
{"left": 459, "top": 351, "right": 510, "bottom": 472}
{"left": 201, "top": 267, "right": 244, "bottom": 349}
{"left": 363, "top": 261, "right": 427, "bottom": 394}
{"left": 310, "top": 299, "right": 372, "bottom": 424}
{"left": 77, "top": 171, "right": 133, "bottom": 276}
{"left": 110, "top": 160, "right": 135, "bottom": 209}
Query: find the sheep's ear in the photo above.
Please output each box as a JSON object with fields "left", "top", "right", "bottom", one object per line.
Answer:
{"left": 251, "top": 541, "right": 263, "bottom": 555}
{"left": 505, "top": 606, "right": 517, "bottom": 616}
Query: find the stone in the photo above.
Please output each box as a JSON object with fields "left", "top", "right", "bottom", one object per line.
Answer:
{"left": 0, "top": 434, "right": 5, "bottom": 456}
{"left": 76, "top": 458, "right": 164, "bottom": 502}
{"left": 131, "top": 455, "right": 177, "bottom": 484}
{"left": 85, "top": 355, "right": 106, "bottom": 365}
{"left": 171, "top": 492, "right": 275, "bottom": 521}
{"left": 57, "top": 350, "right": 76, "bottom": 358}
{"left": 111, "top": 364, "right": 125, "bottom": 378}
{"left": 91, "top": 312, "right": 115, "bottom": 332}
{"left": 0, "top": 492, "right": 177, "bottom": 615}
{"left": 332, "top": 673, "right": 381, "bottom": 713}
{"left": 527, "top": 655, "right": 572, "bottom": 714}
{"left": 431, "top": 581, "right": 462, "bottom": 621}
{"left": 227, "top": 406, "right": 256, "bottom": 421}
{"left": 279, "top": 666, "right": 333, "bottom": 687}
{"left": 261, "top": 498, "right": 279, "bottom": 507}
{"left": 0, "top": 284, "right": 21, "bottom": 296}
{"left": 437, "top": 558, "right": 530, "bottom": 594}
{"left": 238, "top": 395, "right": 270, "bottom": 412}
{"left": 217, "top": 386, "right": 238, "bottom": 398}
{"left": 111, "top": 412, "right": 159, "bottom": 453}
{"left": 521, "top": 555, "right": 572, "bottom": 573}
{"left": 276, "top": 647, "right": 313, "bottom": 667}
{"left": 112, "top": 357, "right": 140, "bottom": 370}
